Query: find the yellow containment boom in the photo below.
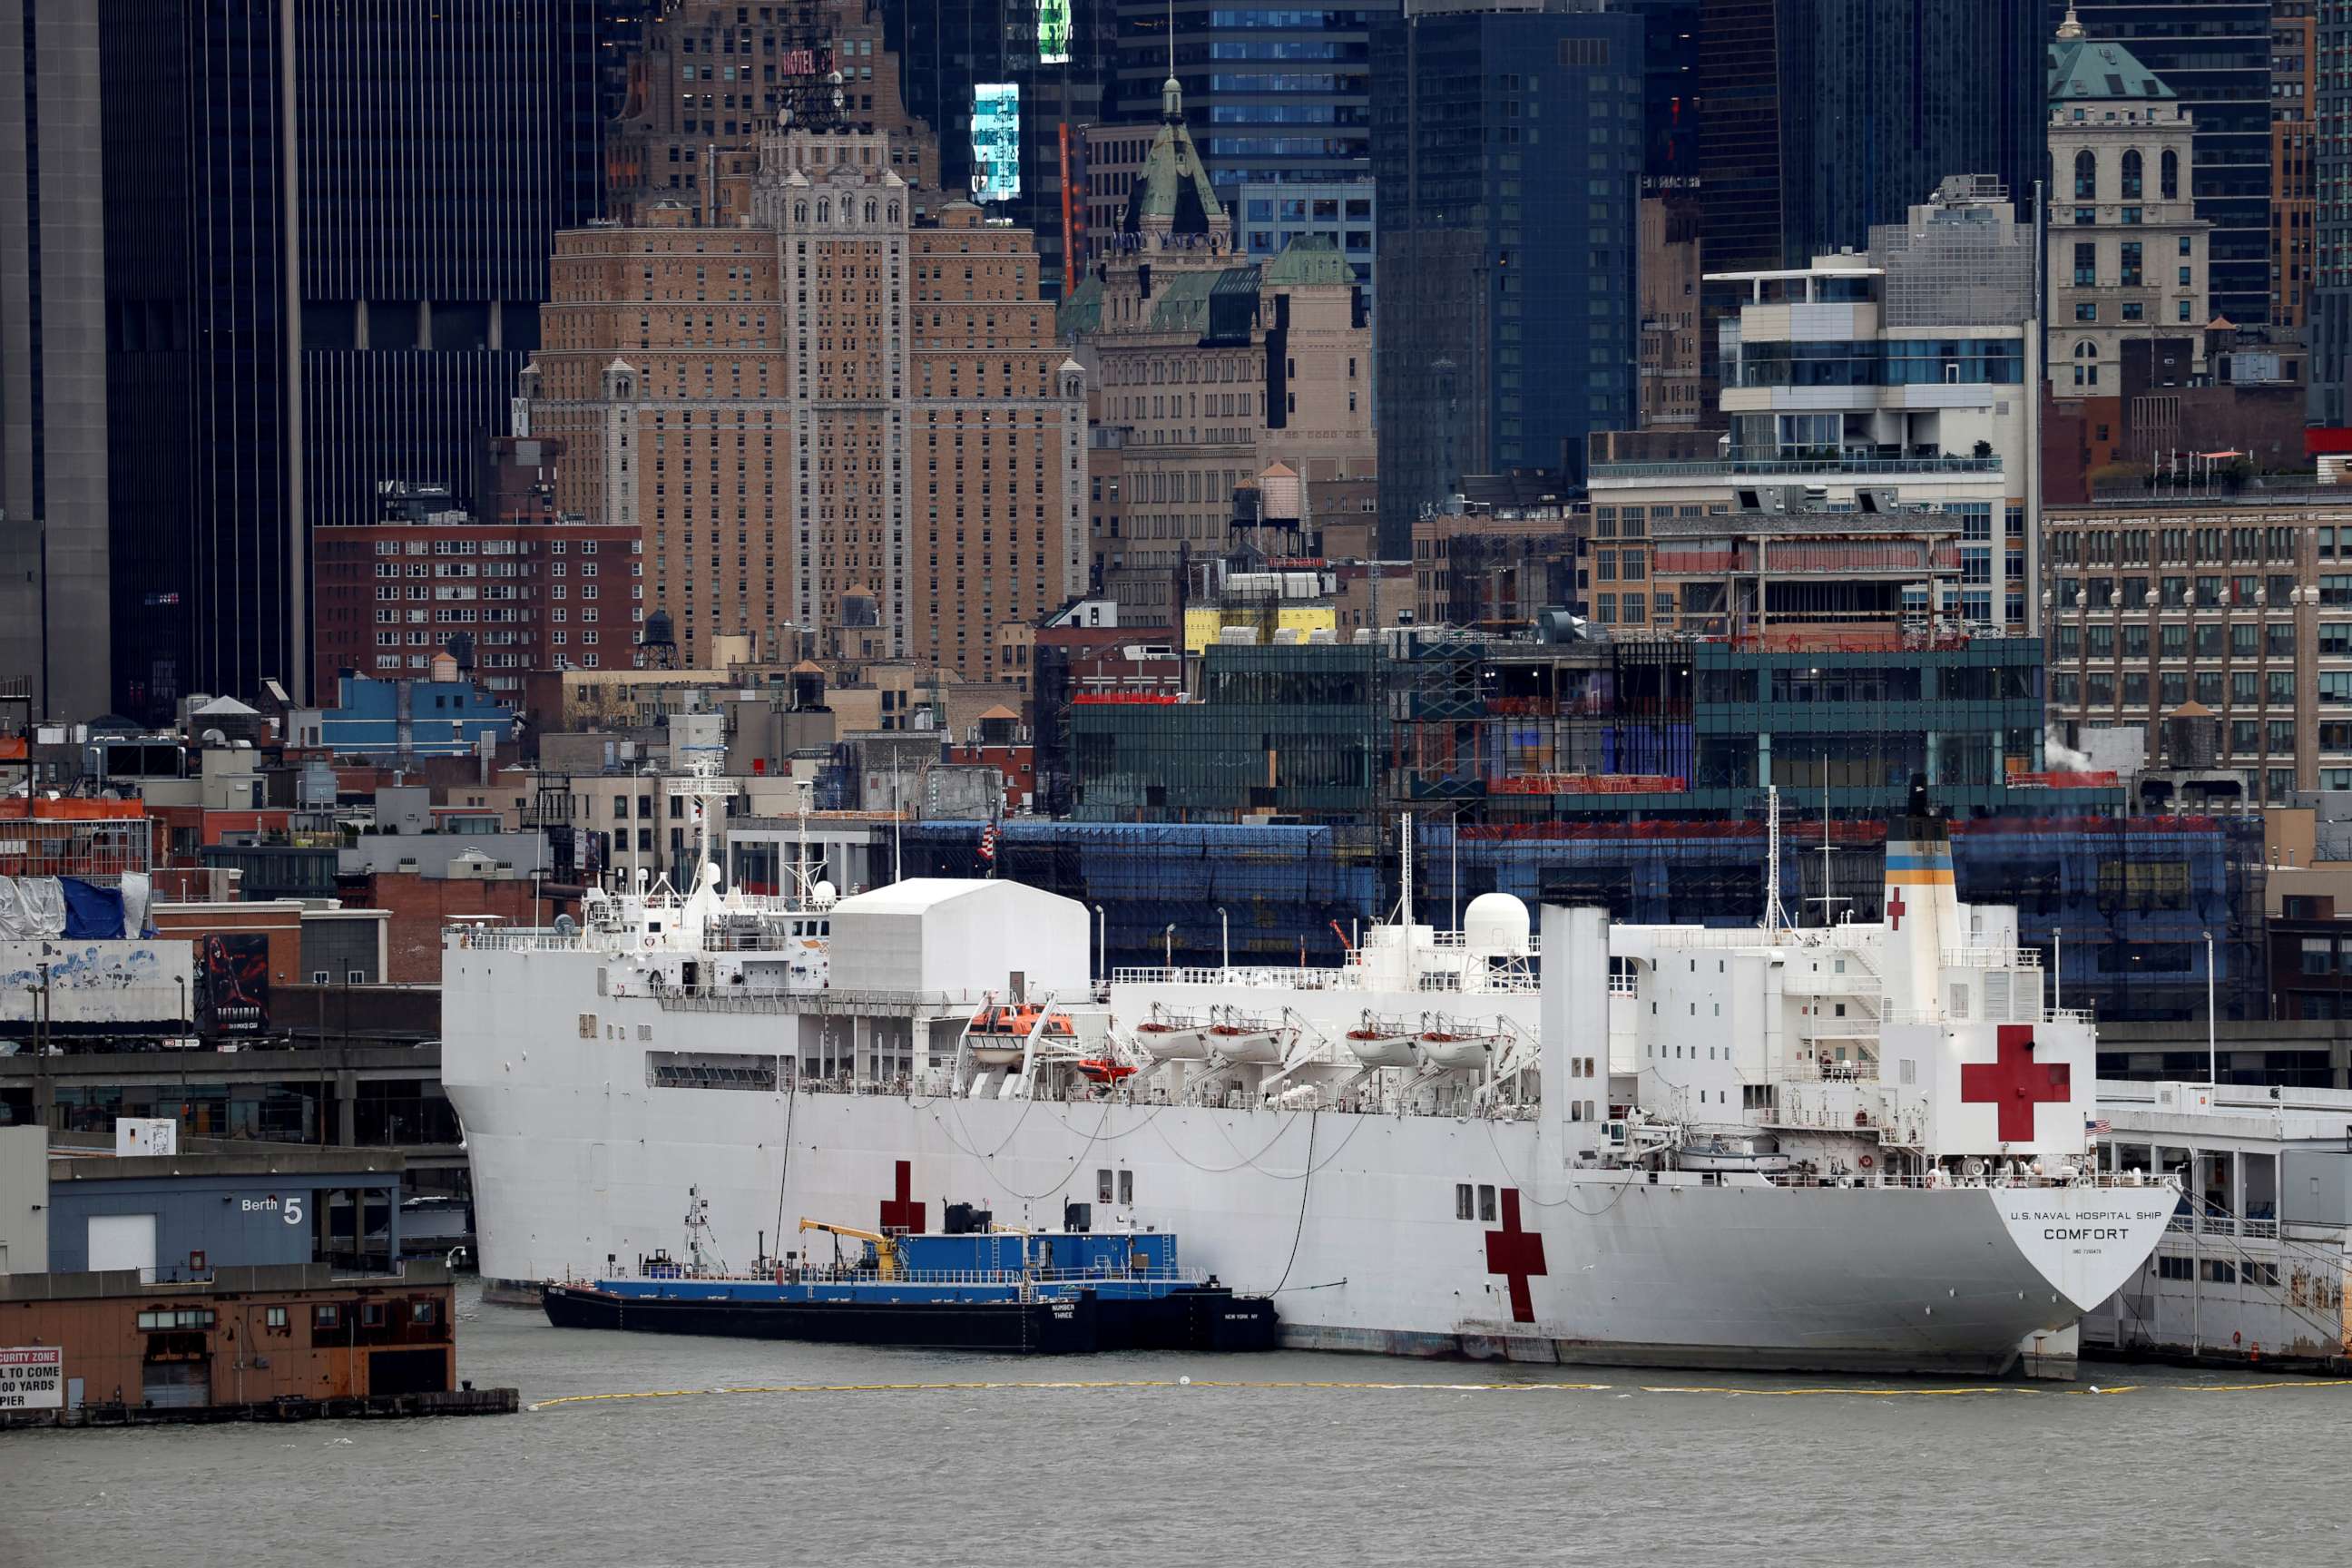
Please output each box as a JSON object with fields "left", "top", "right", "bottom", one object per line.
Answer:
{"left": 799, "top": 1217, "right": 898, "bottom": 1279}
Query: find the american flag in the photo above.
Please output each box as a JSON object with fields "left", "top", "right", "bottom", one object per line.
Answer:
{"left": 2086, "top": 1116, "right": 2112, "bottom": 1135}
{"left": 978, "top": 825, "right": 999, "bottom": 862}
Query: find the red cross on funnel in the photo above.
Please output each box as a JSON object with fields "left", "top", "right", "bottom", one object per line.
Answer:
{"left": 1886, "top": 887, "right": 1906, "bottom": 931}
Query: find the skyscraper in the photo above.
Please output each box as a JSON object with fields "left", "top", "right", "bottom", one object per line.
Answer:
{"left": 605, "top": 0, "right": 936, "bottom": 225}
{"left": 2053, "top": 3, "right": 2272, "bottom": 328}
{"left": 2317, "top": 2, "right": 2352, "bottom": 426}
{"left": 1700, "top": 0, "right": 2045, "bottom": 271}
{"left": 1116, "top": 0, "right": 1399, "bottom": 210}
{"left": 888, "top": 0, "right": 1114, "bottom": 297}
{"left": 525, "top": 125, "right": 1087, "bottom": 682}
{"left": 9, "top": 1, "right": 608, "bottom": 718}
{"left": 1372, "top": 0, "right": 1644, "bottom": 538}
{"left": 0, "top": 3, "right": 112, "bottom": 722}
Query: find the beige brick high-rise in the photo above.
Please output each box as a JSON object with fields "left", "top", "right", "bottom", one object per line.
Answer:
{"left": 524, "top": 124, "right": 1084, "bottom": 681}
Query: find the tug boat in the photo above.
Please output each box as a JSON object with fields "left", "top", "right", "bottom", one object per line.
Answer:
{"left": 542, "top": 1204, "right": 1279, "bottom": 1356}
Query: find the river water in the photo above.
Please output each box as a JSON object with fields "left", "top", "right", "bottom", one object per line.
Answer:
{"left": 4, "top": 1279, "right": 2346, "bottom": 1568}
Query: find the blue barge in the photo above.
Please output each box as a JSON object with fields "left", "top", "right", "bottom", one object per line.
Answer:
{"left": 542, "top": 1227, "right": 1279, "bottom": 1355}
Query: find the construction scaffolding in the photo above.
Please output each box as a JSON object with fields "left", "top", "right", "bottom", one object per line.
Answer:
{"left": 0, "top": 801, "right": 154, "bottom": 882}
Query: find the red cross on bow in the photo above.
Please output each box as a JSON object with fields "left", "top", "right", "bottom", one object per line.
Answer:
{"left": 878, "top": 1160, "right": 926, "bottom": 1235}
{"left": 1484, "top": 1188, "right": 1547, "bottom": 1324}
{"left": 1886, "top": 887, "right": 1907, "bottom": 931}
{"left": 1959, "top": 1024, "right": 2073, "bottom": 1142}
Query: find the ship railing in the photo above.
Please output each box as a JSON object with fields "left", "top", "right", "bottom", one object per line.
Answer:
{"left": 1781, "top": 1058, "right": 1879, "bottom": 1083}
{"left": 1755, "top": 1171, "right": 2171, "bottom": 1191}
{"left": 1879, "top": 1004, "right": 2084, "bottom": 1026}
{"left": 2167, "top": 1215, "right": 2195, "bottom": 1234}
{"left": 2200, "top": 1215, "right": 2239, "bottom": 1238}
{"left": 2242, "top": 1218, "right": 2279, "bottom": 1240}
{"left": 1111, "top": 965, "right": 1361, "bottom": 991}
{"left": 451, "top": 929, "right": 584, "bottom": 952}
{"left": 622, "top": 1265, "right": 1213, "bottom": 1287}
{"left": 1940, "top": 946, "right": 2043, "bottom": 971}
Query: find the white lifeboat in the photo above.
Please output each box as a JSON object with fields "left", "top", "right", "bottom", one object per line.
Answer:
{"left": 1345, "top": 1014, "right": 1418, "bottom": 1068}
{"left": 1416, "top": 1024, "right": 1496, "bottom": 1072}
{"left": 1206, "top": 1023, "right": 1286, "bottom": 1065}
{"left": 1132, "top": 1017, "right": 1211, "bottom": 1062}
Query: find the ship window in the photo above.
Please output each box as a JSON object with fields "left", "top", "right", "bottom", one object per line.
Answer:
{"left": 1098, "top": 1169, "right": 1114, "bottom": 1203}
{"left": 1570, "top": 1102, "right": 1583, "bottom": 1122}
{"left": 362, "top": 1302, "right": 387, "bottom": 1328}
{"left": 1477, "top": 1184, "right": 1497, "bottom": 1222}
{"left": 314, "top": 1305, "right": 341, "bottom": 1328}
{"left": 412, "top": 1299, "right": 436, "bottom": 1325}
{"left": 2156, "top": 1254, "right": 2193, "bottom": 1279}
{"left": 647, "top": 1051, "right": 779, "bottom": 1092}
{"left": 266, "top": 1307, "right": 289, "bottom": 1329}
{"left": 2200, "top": 1259, "right": 2238, "bottom": 1284}
{"left": 2245, "top": 1260, "right": 2280, "bottom": 1288}
{"left": 1118, "top": 1170, "right": 1133, "bottom": 1205}
{"left": 1456, "top": 1183, "right": 1475, "bottom": 1220}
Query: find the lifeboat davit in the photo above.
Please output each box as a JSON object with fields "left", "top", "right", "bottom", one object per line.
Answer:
{"left": 1416, "top": 1030, "right": 1495, "bottom": 1071}
{"left": 1344, "top": 1025, "right": 1418, "bottom": 1069}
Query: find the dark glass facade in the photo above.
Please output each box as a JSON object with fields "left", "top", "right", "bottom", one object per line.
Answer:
{"left": 887, "top": 0, "right": 1112, "bottom": 296}
{"left": 1372, "top": 5, "right": 1643, "bottom": 540}
{"left": 2055, "top": 4, "right": 2272, "bottom": 334}
{"left": 1700, "top": 0, "right": 2044, "bottom": 270}
{"left": 1115, "top": 1, "right": 1397, "bottom": 204}
{"left": 2312, "top": 0, "right": 2352, "bottom": 426}
{"left": 95, "top": 0, "right": 604, "bottom": 715}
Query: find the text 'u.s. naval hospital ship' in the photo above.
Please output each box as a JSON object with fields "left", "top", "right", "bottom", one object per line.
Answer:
{"left": 442, "top": 772, "right": 2177, "bottom": 1378}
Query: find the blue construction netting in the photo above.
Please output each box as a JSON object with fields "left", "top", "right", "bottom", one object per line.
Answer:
{"left": 901, "top": 813, "right": 2267, "bottom": 1022}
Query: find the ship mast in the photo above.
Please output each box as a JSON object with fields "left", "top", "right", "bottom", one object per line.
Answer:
{"left": 670, "top": 746, "right": 732, "bottom": 890}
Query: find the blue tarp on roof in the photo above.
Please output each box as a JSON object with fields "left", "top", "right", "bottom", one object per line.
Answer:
{"left": 58, "top": 877, "right": 126, "bottom": 940}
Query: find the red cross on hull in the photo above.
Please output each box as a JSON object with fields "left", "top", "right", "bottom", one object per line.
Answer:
{"left": 1958, "top": 1024, "right": 2072, "bottom": 1142}
{"left": 1886, "top": 887, "right": 1907, "bottom": 930}
{"left": 878, "top": 1159, "right": 926, "bottom": 1234}
{"left": 1484, "top": 1188, "right": 1547, "bottom": 1324}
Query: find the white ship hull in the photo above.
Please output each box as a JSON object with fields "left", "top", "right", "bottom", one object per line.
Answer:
{"left": 445, "top": 965, "right": 2172, "bottom": 1375}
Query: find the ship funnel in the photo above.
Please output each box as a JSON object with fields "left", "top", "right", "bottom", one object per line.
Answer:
{"left": 1882, "top": 773, "right": 1958, "bottom": 1019}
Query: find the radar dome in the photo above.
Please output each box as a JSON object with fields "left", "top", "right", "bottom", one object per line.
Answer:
{"left": 1463, "top": 892, "right": 1532, "bottom": 956}
{"left": 810, "top": 879, "right": 838, "bottom": 909}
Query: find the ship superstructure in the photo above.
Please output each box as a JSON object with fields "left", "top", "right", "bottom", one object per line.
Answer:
{"left": 442, "top": 783, "right": 2177, "bottom": 1378}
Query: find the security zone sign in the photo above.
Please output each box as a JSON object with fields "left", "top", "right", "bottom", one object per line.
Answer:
{"left": 0, "top": 1347, "right": 62, "bottom": 1409}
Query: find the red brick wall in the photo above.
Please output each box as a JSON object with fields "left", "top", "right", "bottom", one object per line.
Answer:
{"left": 340, "top": 874, "right": 579, "bottom": 983}
{"left": 151, "top": 904, "right": 304, "bottom": 989}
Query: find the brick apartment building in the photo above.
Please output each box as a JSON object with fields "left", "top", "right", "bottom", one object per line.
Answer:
{"left": 309, "top": 438, "right": 642, "bottom": 699}
{"left": 2043, "top": 497, "right": 2352, "bottom": 800}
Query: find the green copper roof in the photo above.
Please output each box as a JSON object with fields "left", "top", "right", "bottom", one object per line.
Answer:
{"left": 2047, "top": 37, "right": 2175, "bottom": 103}
{"left": 1121, "top": 116, "right": 1226, "bottom": 238}
{"left": 1056, "top": 276, "right": 1102, "bottom": 338}
{"left": 1261, "top": 234, "right": 1356, "bottom": 288}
